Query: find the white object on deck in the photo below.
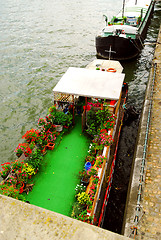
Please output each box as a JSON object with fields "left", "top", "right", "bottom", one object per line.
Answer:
{"left": 53, "top": 67, "right": 125, "bottom": 100}
{"left": 86, "top": 59, "right": 123, "bottom": 73}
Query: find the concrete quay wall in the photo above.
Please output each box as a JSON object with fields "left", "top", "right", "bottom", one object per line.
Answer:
{"left": 0, "top": 194, "right": 130, "bottom": 240}
{"left": 123, "top": 24, "right": 161, "bottom": 239}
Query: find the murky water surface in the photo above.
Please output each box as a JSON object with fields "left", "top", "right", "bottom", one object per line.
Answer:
{"left": 0, "top": 0, "right": 161, "bottom": 233}
{"left": 0, "top": 0, "right": 122, "bottom": 163}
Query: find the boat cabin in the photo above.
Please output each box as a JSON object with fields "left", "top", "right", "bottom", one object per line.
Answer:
{"left": 53, "top": 60, "right": 125, "bottom": 131}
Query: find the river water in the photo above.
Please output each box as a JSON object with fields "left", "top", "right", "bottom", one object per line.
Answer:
{"left": 0, "top": 0, "right": 122, "bottom": 163}
{"left": 0, "top": 0, "right": 161, "bottom": 233}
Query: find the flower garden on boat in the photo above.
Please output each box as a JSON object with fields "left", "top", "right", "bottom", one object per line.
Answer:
{"left": 0, "top": 106, "right": 72, "bottom": 201}
{"left": 70, "top": 102, "right": 116, "bottom": 224}
{"left": 0, "top": 101, "right": 116, "bottom": 225}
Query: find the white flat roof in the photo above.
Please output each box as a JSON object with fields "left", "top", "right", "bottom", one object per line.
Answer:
{"left": 53, "top": 67, "right": 125, "bottom": 100}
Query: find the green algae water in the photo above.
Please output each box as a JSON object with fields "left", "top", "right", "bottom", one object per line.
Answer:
{"left": 26, "top": 117, "right": 90, "bottom": 216}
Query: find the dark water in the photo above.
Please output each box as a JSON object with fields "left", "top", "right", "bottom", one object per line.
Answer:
{"left": 0, "top": 0, "right": 161, "bottom": 233}
{"left": 102, "top": 2, "right": 161, "bottom": 234}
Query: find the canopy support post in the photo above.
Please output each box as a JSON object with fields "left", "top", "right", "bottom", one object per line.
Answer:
{"left": 72, "top": 95, "right": 75, "bottom": 125}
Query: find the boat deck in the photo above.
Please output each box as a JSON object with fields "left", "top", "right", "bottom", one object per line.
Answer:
{"left": 26, "top": 116, "right": 90, "bottom": 216}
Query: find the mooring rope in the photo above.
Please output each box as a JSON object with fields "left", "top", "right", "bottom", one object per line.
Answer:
{"left": 129, "top": 62, "right": 157, "bottom": 238}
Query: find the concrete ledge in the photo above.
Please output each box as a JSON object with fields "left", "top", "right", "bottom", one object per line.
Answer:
{"left": 0, "top": 194, "right": 130, "bottom": 240}
{"left": 122, "top": 157, "right": 145, "bottom": 237}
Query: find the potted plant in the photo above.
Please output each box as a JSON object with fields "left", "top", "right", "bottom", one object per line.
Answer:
{"left": 95, "top": 155, "right": 106, "bottom": 168}
{"left": 85, "top": 155, "right": 95, "bottom": 165}
{"left": 14, "top": 143, "right": 32, "bottom": 158}
{"left": 46, "top": 142, "right": 55, "bottom": 150}
{"left": 27, "top": 148, "right": 43, "bottom": 171}
{"left": 0, "top": 162, "right": 11, "bottom": 179}
{"left": 22, "top": 129, "right": 40, "bottom": 143}
{"left": 0, "top": 183, "right": 25, "bottom": 201}
{"left": 79, "top": 170, "right": 90, "bottom": 186}
{"left": 49, "top": 106, "right": 72, "bottom": 129}
{"left": 77, "top": 192, "right": 90, "bottom": 206}
{"left": 88, "top": 167, "right": 97, "bottom": 177}
{"left": 71, "top": 201, "right": 85, "bottom": 218}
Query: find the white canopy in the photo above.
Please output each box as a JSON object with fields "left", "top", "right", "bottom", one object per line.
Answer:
{"left": 53, "top": 67, "right": 125, "bottom": 100}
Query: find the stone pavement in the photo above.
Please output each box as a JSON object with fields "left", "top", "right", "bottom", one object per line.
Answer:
{"left": 135, "top": 25, "right": 161, "bottom": 240}
{"left": 123, "top": 25, "right": 161, "bottom": 239}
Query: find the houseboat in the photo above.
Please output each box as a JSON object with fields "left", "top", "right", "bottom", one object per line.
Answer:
{"left": 0, "top": 59, "right": 128, "bottom": 227}
{"left": 96, "top": 0, "right": 155, "bottom": 60}
{"left": 52, "top": 59, "right": 128, "bottom": 225}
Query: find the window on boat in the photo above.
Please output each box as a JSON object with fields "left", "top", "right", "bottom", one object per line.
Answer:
{"left": 116, "top": 29, "right": 122, "bottom": 36}
{"left": 126, "top": 17, "right": 137, "bottom": 26}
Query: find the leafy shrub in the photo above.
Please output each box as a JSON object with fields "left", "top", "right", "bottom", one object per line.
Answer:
{"left": 27, "top": 149, "right": 43, "bottom": 170}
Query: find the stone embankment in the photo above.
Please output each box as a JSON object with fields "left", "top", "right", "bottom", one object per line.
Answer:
{"left": 0, "top": 194, "right": 130, "bottom": 240}
{"left": 123, "top": 24, "right": 161, "bottom": 239}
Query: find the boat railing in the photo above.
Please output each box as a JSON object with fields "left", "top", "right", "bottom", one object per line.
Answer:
{"left": 137, "top": 0, "right": 155, "bottom": 35}
{"left": 85, "top": 144, "right": 112, "bottom": 221}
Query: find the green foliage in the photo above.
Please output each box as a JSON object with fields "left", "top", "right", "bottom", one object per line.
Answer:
{"left": 48, "top": 106, "right": 73, "bottom": 126}
{"left": 0, "top": 184, "right": 26, "bottom": 201}
{"left": 85, "top": 155, "right": 95, "bottom": 164}
{"left": 71, "top": 202, "right": 85, "bottom": 218}
{"left": 76, "top": 210, "right": 93, "bottom": 223}
{"left": 0, "top": 162, "right": 11, "bottom": 179}
{"left": 48, "top": 105, "right": 56, "bottom": 114}
{"left": 27, "top": 148, "right": 43, "bottom": 170}
{"left": 86, "top": 108, "right": 111, "bottom": 136}
{"left": 95, "top": 156, "right": 105, "bottom": 168}
{"left": 79, "top": 170, "right": 90, "bottom": 181}
{"left": 88, "top": 168, "right": 97, "bottom": 177}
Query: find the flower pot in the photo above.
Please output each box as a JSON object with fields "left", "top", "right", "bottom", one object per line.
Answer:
{"left": 87, "top": 207, "right": 92, "bottom": 214}
{"left": 81, "top": 178, "right": 89, "bottom": 187}
{"left": 46, "top": 142, "right": 55, "bottom": 150}
{"left": 16, "top": 153, "right": 22, "bottom": 158}
{"left": 85, "top": 162, "right": 91, "bottom": 171}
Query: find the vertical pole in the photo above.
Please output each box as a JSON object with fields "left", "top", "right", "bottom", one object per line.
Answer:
{"left": 72, "top": 95, "right": 75, "bottom": 125}
{"left": 85, "top": 97, "right": 87, "bottom": 122}
{"left": 122, "top": 0, "right": 125, "bottom": 18}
